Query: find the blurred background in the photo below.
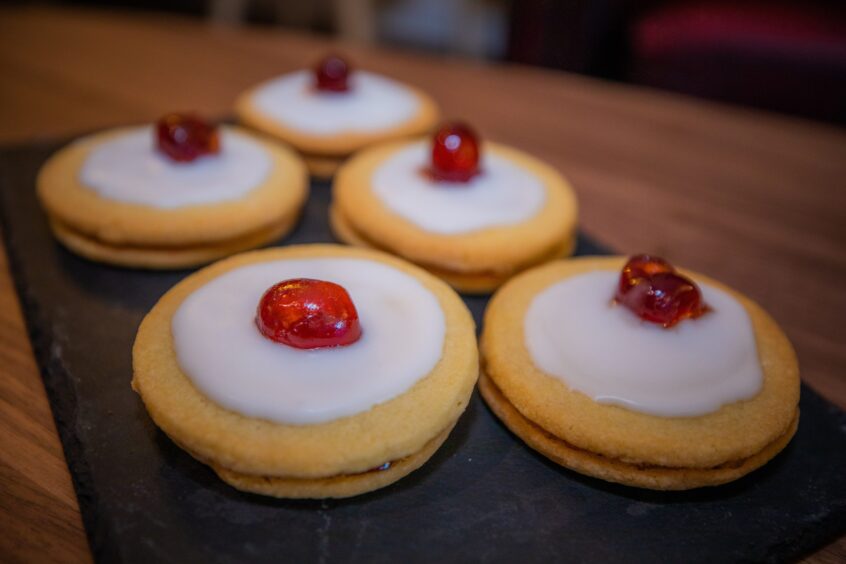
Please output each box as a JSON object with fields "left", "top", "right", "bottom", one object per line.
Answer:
{"left": 37, "top": 0, "right": 846, "bottom": 126}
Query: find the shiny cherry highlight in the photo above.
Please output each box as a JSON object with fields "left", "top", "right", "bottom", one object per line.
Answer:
{"left": 256, "top": 278, "right": 362, "bottom": 349}
{"left": 156, "top": 113, "right": 220, "bottom": 163}
{"left": 315, "top": 54, "right": 351, "bottom": 92}
{"left": 615, "top": 255, "right": 709, "bottom": 328}
{"left": 617, "top": 254, "right": 674, "bottom": 296}
{"left": 429, "top": 122, "right": 481, "bottom": 182}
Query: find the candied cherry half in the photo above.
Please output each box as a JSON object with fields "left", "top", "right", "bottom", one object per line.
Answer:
{"left": 256, "top": 278, "right": 362, "bottom": 349}
{"left": 614, "top": 255, "right": 709, "bottom": 328}
{"left": 315, "top": 54, "right": 352, "bottom": 92}
{"left": 617, "top": 254, "right": 674, "bottom": 296}
{"left": 156, "top": 113, "right": 220, "bottom": 163}
{"left": 428, "top": 122, "right": 481, "bottom": 183}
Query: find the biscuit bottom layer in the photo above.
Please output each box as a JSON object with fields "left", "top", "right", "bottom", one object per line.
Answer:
{"left": 177, "top": 421, "right": 456, "bottom": 499}
{"left": 49, "top": 214, "right": 298, "bottom": 269}
{"left": 329, "top": 205, "right": 575, "bottom": 294}
{"left": 479, "top": 372, "right": 799, "bottom": 490}
{"left": 303, "top": 153, "right": 345, "bottom": 180}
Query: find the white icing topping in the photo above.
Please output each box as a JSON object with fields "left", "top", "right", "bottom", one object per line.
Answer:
{"left": 79, "top": 126, "right": 271, "bottom": 209}
{"left": 250, "top": 70, "right": 420, "bottom": 135}
{"left": 524, "top": 271, "right": 763, "bottom": 417}
{"left": 371, "top": 142, "right": 547, "bottom": 234}
{"left": 172, "top": 258, "right": 446, "bottom": 425}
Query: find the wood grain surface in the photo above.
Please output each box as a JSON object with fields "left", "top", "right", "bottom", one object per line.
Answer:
{"left": 0, "top": 6, "right": 844, "bottom": 563}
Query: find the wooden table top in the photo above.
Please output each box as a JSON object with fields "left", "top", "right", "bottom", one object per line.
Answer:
{"left": 1, "top": 6, "right": 844, "bottom": 563}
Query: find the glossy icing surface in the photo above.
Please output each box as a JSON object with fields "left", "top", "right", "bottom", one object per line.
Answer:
{"left": 172, "top": 258, "right": 446, "bottom": 425}
{"left": 250, "top": 70, "right": 420, "bottom": 135}
{"left": 524, "top": 271, "right": 763, "bottom": 417}
{"left": 79, "top": 126, "right": 271, "bottom": 208}
{"left": 371, "top": 142, "right": 546, "bottom": 234}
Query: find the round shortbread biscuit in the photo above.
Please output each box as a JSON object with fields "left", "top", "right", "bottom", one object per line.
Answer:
{"left": 479, "top": 372, "right": 799, "bottom": 490}
{"left": 303, "top": 153, "right": 345, "bottom": 180}
{"left": 332, "top": 140, "right": 578, "bottom": 283}
{"left": 207, "top": 422, "right": 455, "bottom": 499}
{"left": 235, "top": 79, "right": 439, "bottom": 158}
{"left": 132, "top": 245, "right": 478, "bottom": 494}
{"left": 481, "top": 256, "right": 800, "bottom": 477}
{"left": 329, "top": 204, "right": 575, "bottom": 294}
{"left": 49, "top": 213, "right": 298, "bottom": 269}
{"left": 37, "top": 125, "right": 308, "bottom": 247}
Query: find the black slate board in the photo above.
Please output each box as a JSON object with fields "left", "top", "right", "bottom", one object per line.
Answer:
{"left": 1, "top": 138, "right": 845, "bottom": 564}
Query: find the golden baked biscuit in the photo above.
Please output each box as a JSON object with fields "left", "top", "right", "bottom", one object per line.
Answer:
{"left": 37, "top": 124, "right": 308, "bottom": 268}
{"left": 480, "top": 256, "right": 800, "bottom": 490}
{"left": 331, "top": 139, "right": 578, "bottom": 294}
{"left": 37, "top": 126, "right": 308, "bottom": 269}
{"left": 302, "top": 154, "right": 345, "bottom": 180}
{"left": 132, "top": 244, "right": 478, "bottom": 498}
{"left": 235, "top": 64, "right": 439, "bottom": 179}
{"left": 48, "top": 215, "right": 297, "bottom": 270}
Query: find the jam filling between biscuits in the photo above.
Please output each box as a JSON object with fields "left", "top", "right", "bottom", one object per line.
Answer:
{"left": 482, "top": 374, "right": 791, "bottom": 473}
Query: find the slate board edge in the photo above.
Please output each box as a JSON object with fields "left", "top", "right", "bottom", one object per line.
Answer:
{"left": 0, "top": 159, "right": 113, "bottom": 562}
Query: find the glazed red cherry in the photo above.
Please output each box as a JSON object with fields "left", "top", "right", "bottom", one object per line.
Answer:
{"left": 156, "top": 113, "right": 220, "bottom": 163}
{"left": 315, "top": 54, "right": 351, "bottom": 92}
{"left": 617, "top": 254, "right": 674, "bottom": 296}
{"left": 615, "top": 255, "right": 709, "bottom": 328}
{"left": 429, "top": 122, "right": 481, "bottom": 182}
{"left": 256, "top": 278, "right": 362, "bottom": 349}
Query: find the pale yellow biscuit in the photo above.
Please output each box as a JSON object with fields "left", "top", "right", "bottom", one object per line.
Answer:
{"left": 481, "top": 256, "right": 800, "bottom": 485}
{"left": 208, "top": 423, "right": 454, "bottom": 499}
{"left": 479, "top": 373, "right": 798, "bottom": 490}
{"left": 49, "top": 213, "right": 297, "bottom": 269}
{"left": 37, "top": 125, "right": 308, "bottom": 247}
{"left": 303, "top": 153, "right": 344, "bottom": 180}
{"left": 132, "top": 245, "right": 478, "bottom": 496}
{"left": 235, "top": 79, "right": 439, "bottom": 157}
{"left": 331, "top": 140, "right": 578, "bottom": 291}
{"left": 329, "top": 204, "right": 575, "bottom": 294}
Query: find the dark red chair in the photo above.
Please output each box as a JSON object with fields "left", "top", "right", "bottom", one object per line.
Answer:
{"left": 509, "top": 1, "right": 846, "bottom": 124}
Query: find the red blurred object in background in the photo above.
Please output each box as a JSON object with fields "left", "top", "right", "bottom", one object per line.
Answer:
{"left": 630, "top": 2, "right": 846, "bottom": 123}
{"left": 315, "top": 54, "right": 352, "bottom": 92}
{"left": 508, "top": 1, "right": 846, "bottom": 124}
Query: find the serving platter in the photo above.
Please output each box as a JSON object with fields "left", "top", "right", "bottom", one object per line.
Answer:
{"left": 1, "top": 138, "right": 845, "bottom": 563}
